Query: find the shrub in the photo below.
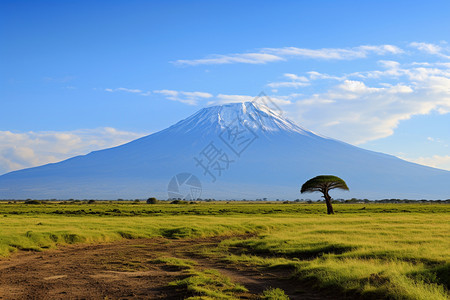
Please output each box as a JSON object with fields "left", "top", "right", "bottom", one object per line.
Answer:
{"left": 147, "top": 197, "right": 158, "bottom": 204}
{"left": 24, "top": 200, "right": 42, "bottom": 205}
{"left": 170, "top": 200, "right": 188, "bottom": 204}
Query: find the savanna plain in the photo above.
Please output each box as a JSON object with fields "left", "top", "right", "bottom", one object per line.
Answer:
{"left": 0, "top": 201, "right": 449, "bottom": 299}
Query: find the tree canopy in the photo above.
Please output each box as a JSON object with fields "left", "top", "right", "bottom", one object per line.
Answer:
{"left": 301, "top": 175, "right": 349, "bottom": 194}
{"left": 301, "top": 175, "right": 349, "bottom": 214}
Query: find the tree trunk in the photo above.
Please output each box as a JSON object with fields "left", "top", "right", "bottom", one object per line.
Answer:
{"left": 323, "top": 191, "right": 334, "bottom": 214}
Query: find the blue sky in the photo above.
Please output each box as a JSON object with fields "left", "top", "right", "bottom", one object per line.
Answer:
{"left": 1, "top": 0, "right": 449, "bottom": 174}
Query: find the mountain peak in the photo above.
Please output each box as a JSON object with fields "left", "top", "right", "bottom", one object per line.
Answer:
{"left": 1, "top": 100, "right": 450, "bottom": 200}
{"left": 168, "top": 101, "right": 313, "bottom": 135}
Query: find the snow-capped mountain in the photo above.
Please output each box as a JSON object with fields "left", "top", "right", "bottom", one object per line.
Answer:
{"left": 0, "top": 102, "right": 449, "bottom": 200}
{"left": 171, "top": 102, "right": 312, "bottom": 134}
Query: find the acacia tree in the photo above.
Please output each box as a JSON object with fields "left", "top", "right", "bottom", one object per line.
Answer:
{"left": 301, "top": 175, "right": 349, "bottom": 214}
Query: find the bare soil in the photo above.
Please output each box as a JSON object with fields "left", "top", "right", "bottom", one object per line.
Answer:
{"left": 0, "top": 236, "right": 341, "bottom": 299}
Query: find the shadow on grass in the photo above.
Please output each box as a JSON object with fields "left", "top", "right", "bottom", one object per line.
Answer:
{"left": 229, "top": 241, "right": 355, "bottom": 260}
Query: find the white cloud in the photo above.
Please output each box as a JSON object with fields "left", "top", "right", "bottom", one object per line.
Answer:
{"left": 0, "top": 128, "right": 146, "bottom": 175}
{"left": 267, "top": 60, "right": 408, "bottom": 90}
{"left": 307, "top": 71, "right": 344, "bottom": 81}
{"left": 337, "top": 80, "right": 380, "bottom": 94}
{"left": 284, "top": 73, "right": 308, "bottom": 81}
{"left": 267, "top": 73, "right": 310, "bottom": 88}
{"left": 106, "top": 87, "right": 142, "bottom": 93}
{"left": 182, "top": 91, "right": 215, "bottom": 98}
{"left": 343, "top": 60, "right": 405, "bottom": 80}
{"left": 173, "top": 53, "right": 284, "bottom": 66}
{"left": 409, "top": 42, "right": 450, "bottom": 59}
{"left": 173, "top": 44, "right": 404, "bottom": 66}
{"left": 263, "top": 44, "right": 403, "bottom": 60}
{"left": 288, "top": 62, "right": 450, "bottom": 144}
{"left": 153, "top": 89, "right": 213, "bottom": 105}
{"left": 426, "top": 137, "right": 447, "bottom": 145}
{"left": 403, "top": 155, "right": 450, "bottom": 171}
{"left": 105, "top": 87, "right": 151, "bottom": 96}
{"left": 153, "top": 89, "right": 178, "bottom": 97}
{"left": 378, "top": 60, "right": 401, "bottom": 69}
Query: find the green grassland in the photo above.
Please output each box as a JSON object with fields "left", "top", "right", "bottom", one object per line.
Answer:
{"left": 0, "top": 201, "right": 449, "bottom": 299}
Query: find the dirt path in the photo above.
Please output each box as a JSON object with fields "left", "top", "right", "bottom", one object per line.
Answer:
{"left": 0, "top": 236, "right": 339, "bottom": 299}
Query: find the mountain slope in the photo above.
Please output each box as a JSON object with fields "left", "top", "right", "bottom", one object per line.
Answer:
{"left": 0, "top": 102, "right": 449, "bottom": 200}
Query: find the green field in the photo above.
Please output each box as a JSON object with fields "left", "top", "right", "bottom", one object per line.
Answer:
{"left": 1, "top": 201, "right": 449, "bottom": 299}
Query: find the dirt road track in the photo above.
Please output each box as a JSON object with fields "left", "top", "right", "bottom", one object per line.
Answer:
{"left": 0, "top": 236, "right": 340, "bottom": 299}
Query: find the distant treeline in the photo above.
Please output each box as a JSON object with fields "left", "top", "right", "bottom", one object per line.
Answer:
{"left": 0, "top": 198, "right": 449, "bottom": 204}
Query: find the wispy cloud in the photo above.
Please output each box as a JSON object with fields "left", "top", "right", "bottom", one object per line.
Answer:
{"left": 153, "top": 89, "right": 213, "bottom": 105}
{"left": 409, "top": 42, "right": 450, "bottom": 59}
{"left": 173, "top": 53, "right": 284, "bottom": 66}
{"left": 0, "top": 128, "right": 146, "bottom": 175}
{"left": 307, "top": 71, "right": 344, "bottom": 81}
{"left": 267, "top": 73, "right": 310, "bottom": 88}
{"left": 104, "top": 87, "right": 214, "bottom": 105}
{"left": 173, "top": 44, "right": 404, "bottom": 66}
{"left": 268, "top": 60, "right": 405, "bottom": 90}
{"left": 105, "top": 87, "right": 151, "bottom": 96}
{"left": 426, "top": 136, "right": 448, "bottom": 145}
{"left": 402, "top": 155, "right": 450, "bottom": 171}
{"left": 106, "top": 87, "right": 142, "bottom": 93}
{"left": 263, "top": 44, "right": 403, "bottom": 59}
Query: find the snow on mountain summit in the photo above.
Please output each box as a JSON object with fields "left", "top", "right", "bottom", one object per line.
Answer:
{"left": 167, "top": 101, "right": 313, "bottom": 135}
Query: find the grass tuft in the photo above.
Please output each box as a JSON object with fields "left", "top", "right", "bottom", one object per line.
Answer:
{"left": 261, "top": 287, "right": 290, "bottom": 299}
